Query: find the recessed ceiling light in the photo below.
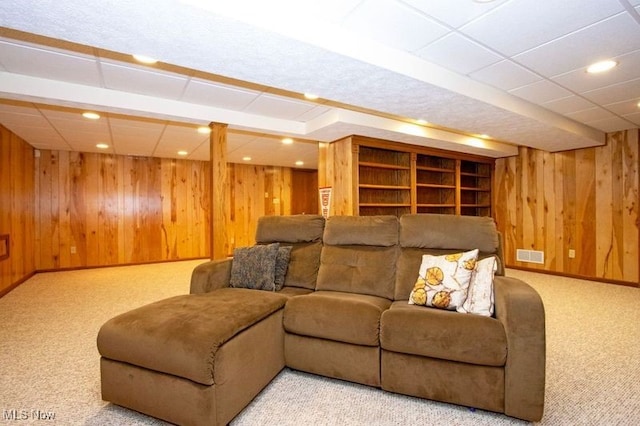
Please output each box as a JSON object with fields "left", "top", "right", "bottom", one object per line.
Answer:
{"left": 242, "top": 156, "right": 252, "bottom": 161}
{"left": 586, "top": 60, "right": 617, "bottom": 74}
{"left": 177, "top": 150, "right": 188, "bottom": 156}
{"left": 132, "top": 54, "right": 158, "bottom": 64}
{"left": 416, "top": 119, "right": 428, "bottom": 125}
{"left": 478, "top": 134, "right": 490, "bottom": 139}
{"left": 295, "top": 161, "right": 304, "bottom": 166}
{"left": 82, "top": 112, "right": 100, "bottom": 120}
{"left": 637, "top": 101, "right": 640, "bottom": 108}
{"left": 197, "top": 126, "right": 211, "bottom": 134}
{"left": 282, "top": 138, "right": 294, "bottom": 145}
{"left": 473, "top": 0, "right": 497, "bottom": 3}
{"left": 304, "top": 93, "right": 319, "bottom": 100}
{"left": 96, "top": 143, "right": 109, "bottom": 149}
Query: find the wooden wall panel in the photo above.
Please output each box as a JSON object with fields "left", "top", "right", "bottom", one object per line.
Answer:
{"left": 495, "top": 129, "right": 639, "bottom": 285}
{"left": 318, "top": 137, "right": 355, "bottom": 216}
{"left": 33, "top": 151, "right": 316, "bottom": 268}
{"left": 34, "top": 151, "right": 212, "bottom": 269}
{"left": 0, "top": 125, "right": 36, "bottom": 295}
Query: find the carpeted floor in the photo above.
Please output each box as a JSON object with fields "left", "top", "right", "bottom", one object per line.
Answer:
{"left": 0, "top": 261, "right": 639, "bottom": 425}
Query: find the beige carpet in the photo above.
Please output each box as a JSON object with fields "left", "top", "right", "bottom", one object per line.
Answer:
{"left": 0, "top": 261, "right": 639, "bottom": 425}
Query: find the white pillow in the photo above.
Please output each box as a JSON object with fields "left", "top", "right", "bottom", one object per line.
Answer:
{"left": 458, "top": 256, "right": 497, "bottom": 316}
{"left": 408, "top": 249, "right": 478, "bottom": 311}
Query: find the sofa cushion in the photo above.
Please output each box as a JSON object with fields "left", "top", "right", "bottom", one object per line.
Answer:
{"left": 400, "top": 214, "right": 498, "bottom": 253}
{"left": 255, "top": 214, "right": 325, "bottom": 244}
{"left": 274, "top": 245, "right": 292, "bottom": 291}
{"left": 316, "top": 245, "right": 398, "bottom": 299}
{"left": 408, "top": 249, "right": 478, "bottom": 310}
{"left": 97, "top": 288, "right": 288, "bottom": 386}
{"left": 283, "top": 291, "right": 391, "bottom": 346}
{"left": 229, "top": 243, "right": 280, "bottom": 290}
{"left": 380, "top": 301, "right": 507, "bottom": 366}
{"left": 323, "top": 215, "right": 398, "bottom": 246}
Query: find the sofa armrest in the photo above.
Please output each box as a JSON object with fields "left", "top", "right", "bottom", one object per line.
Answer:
{"left": 189, "top": 258, "right": 233, "bottom": 294}
{"left": 494, "top": 276, "right": 546, "bottom": 422}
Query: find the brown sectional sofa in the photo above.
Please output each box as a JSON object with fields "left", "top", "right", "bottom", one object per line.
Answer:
{"left": 97, "top": 213, "right": 546, "bottom": 425}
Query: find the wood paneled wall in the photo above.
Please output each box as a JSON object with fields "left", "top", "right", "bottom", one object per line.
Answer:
{"left": 33, "top": 150, "right": 318, "bottom": 268}
{"left": 494, "top": 129, "right": 639, "bottom": 285}
{"left": 35, "top": 151, "right": 211, "bottom": 269}
{"left": 227, "top": 163, "right": 315, "bottom": 251}
{"left": 0, "top": 125, "right": 36, "bottom": 295}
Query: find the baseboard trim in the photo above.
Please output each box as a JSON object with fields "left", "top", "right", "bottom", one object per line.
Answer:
{"left": 506, "top": 265, "right": 638, "bottom": 288}
{"left": 0, "top": 258, "right": 209, "bottom": 299}
{"left": 0, "top": 270, "right": 37, "bottom": 299}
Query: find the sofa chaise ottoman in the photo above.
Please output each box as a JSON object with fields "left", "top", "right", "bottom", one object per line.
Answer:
{"left": 97, "top": 213, "right": 545, "bottom": 425}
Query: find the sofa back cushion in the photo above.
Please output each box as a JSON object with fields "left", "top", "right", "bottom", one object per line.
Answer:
{"left": 255, "top": 215, "right": 325, "bottom": 290}
{"left": 316, "top": 215, "right": 399, "bottom": 299}
{"left": 395, "top": 214, "right": 502, "bottom": 301}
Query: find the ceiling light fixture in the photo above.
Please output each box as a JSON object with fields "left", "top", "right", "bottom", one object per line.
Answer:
{"left": 304, "top": 93, "right": 319, "bottom": 100}
{"left": 177, "top": 150, "right": 188, "bottom": 156}
{"left": 416, "top": 119, "right": 428, "bottom": 125}
{"left": 586, "top": 60, "right": 617, "bottom": 74}
{"left": 295, "top": 161, "right": 304, "bottom": 166}
{"left": 132, "top": 54, "right": 158, "bottom": 64}
{"left": 242, "top": 156, "right": 252, "bottom": 161}
{"left": 282, "top": 138, "right": 294, "bottom": 145}
{"left": 82, "top": 112, "right": 100, "bottom": 120}
{"left": 197, "top": 126, "right": 211, "bottom": 134}
{"left": 96, "top": 143, "right": 109, "bottom": 149}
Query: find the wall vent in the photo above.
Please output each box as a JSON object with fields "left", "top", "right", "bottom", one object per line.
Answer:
{"left": 516, "top": 249, "right": 545, "bottom": 264}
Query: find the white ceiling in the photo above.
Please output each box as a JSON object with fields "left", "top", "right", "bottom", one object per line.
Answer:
{"left": 1, "top": 0, "right": 639, "bottom": 168}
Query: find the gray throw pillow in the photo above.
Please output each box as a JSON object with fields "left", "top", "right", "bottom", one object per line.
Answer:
{"left": 229, "top": 243, "right": 279, "bottom": 290}
{"left": 273, "top": 246, "right": 292, "bottom": 291}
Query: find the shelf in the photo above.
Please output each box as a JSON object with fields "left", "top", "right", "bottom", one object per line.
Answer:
{"left": 351, "top": 138, "right": 493, "bottom": 218}
{"left": 359, "top": 162, "right": 410, "bottom": 170}
{"left": 360, "top": 203, "right": 412, "bottom": 207}
{"left": 460, "top": 187, "right": 491, "bottom": 192}
{"left": 360, "top": 184, "right": 412, "bottom": 190}
{"left": 417, "top": 183, "right": 456, "bottom": 189}
{"left": 416, "top": 166, "right": 455, "bottom": 173}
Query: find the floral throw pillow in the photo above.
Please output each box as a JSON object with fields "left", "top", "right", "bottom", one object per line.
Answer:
{"left": 458, "top": 256, "right": 497, "bottom": 316}
{"left": 408, "top": 249, "right": 479, "bottom": 311}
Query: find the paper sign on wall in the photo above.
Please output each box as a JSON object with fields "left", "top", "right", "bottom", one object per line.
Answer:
{"left": 319, "top": 187, "right": 332, "bottom": 218}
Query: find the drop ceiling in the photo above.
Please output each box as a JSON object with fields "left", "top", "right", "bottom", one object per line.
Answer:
{"left": 1, "top": 0, "right": 639, "bottom": 169}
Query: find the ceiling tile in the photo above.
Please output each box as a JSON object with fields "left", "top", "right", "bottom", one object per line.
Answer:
{"left": 470, "top": 60, "right": 541, "bottom": 91}
{"left": 402, "top": 0, "right": 508, "bottom": 28}
{"left": 542, "top": 96, "right": 598, "bottom": 115}
{"left": 604, "top": 99, "right": 640, "bottom": 116}
{"left": 581, "top": 78, "right": 640, "bottom": 105}
{"left": 509, "top": 80, "right": 573, "bottom": 104}
{"left": 460, "top": 0, "right": 625, "bottom": 56}
{"left": 551, "top": 48, "right": 640, "bottom": 94}
{"left": 586, "top": 115, "right": 637, "bottom": 132}
{"left": 0, "top": 39, "right": 102, "bottom": 86}
{"left": 293, "top": 105, "right": 332, "bottom": 121}
{"left": 415, "top": 32, "right": 502, "bottom": 75}
{"left": 623, "top": 111, "right": 640, "bottom": 126}
{"left": 566, "top": 107, "right": 615, "bottom": 123}
{"left": 180, "top": 79, "right": 260, "bottom": 109}
{"left": 513, "top": 13, "right": 640, "bottom": 77}
{"left": 243, "top": 94, "right": 318, "bottom": 120}
{"left": 153, "top": 124, "right": 208, "bottom": 157}
{"left": 341, "top": 0, "right": 449, "bottom": 52}
{"left": 101, "top": 61, "right": 189, "bottom": 99}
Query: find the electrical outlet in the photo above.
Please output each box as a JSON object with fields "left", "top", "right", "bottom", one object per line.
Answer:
{"left": 568, "top": 249, "right": 576, "bottom": 258}
{"left": 70, "top": 246, "right": 77, "bottom": 254}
